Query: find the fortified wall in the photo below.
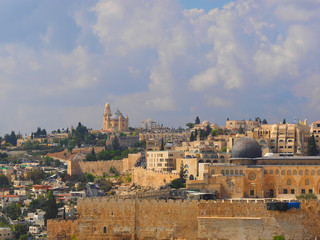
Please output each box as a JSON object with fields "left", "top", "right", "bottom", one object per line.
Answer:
{"left": 132, "top": 167, "right": 179, "bottom": 189}
{"left": 48, "top": 198, "right": 320, "bottom": 240}
{"left": 67, "top": 153, "right": 140, "bottom": 176}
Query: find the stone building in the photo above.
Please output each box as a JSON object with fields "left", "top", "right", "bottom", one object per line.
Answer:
{"left": 187, "top": 137, "right": 320, "bottom": 199}
{"left": 226, "top": 119, "right": 260, "bottom": 132}
{"left": 247, "top": 122, "right": 310, "bottom": 155}
{"left": 311, "top": 121, "right": 320, "bottom": 151}
{"left": 146, "top": 150, "right": 184, "bottom": 172}
{"left": 102, "top": 102, "right": 129, "bottom": 132}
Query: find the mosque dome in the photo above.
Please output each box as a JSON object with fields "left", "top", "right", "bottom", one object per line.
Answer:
{"left": 231, "top": 137, "right": 262, "bottom": 159}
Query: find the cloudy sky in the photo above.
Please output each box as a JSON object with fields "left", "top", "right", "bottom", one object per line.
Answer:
{"left": 0, "top": 0, "right": 320, "bottom": 135}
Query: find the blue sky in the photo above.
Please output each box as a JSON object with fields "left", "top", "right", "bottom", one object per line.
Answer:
{"left": 0, "top": 0, "right": 320, "bottom": 135}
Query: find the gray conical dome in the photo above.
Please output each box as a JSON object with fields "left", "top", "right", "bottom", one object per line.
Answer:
{"left": 231, "top": 137, "right": 262, "bottom": 158}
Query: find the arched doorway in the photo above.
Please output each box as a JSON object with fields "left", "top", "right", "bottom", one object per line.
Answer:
{"left": 269, "top": 189, "right": 274, "bottom": 198}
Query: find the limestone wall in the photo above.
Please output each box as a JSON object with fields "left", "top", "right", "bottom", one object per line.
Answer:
{"left": 67, "top": 153, "right": 140, "bottom": 176}
{"left": 132, "top": 167, "right": 179, "bottom": 189}
{"left": 48, "top": 198, "right": 320, "bottom": 240}
{"left": 47, "top": 219, "right": 77, "bottom": 240}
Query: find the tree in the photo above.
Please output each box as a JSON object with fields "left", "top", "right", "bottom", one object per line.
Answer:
{"left": 238, "top": 126, "right": 245, "bottom": 134}
{"left": 112, "top": 136, "right": 120, "bottom": 150}
{"left": 179, "top": 162, "right": 187, "bottom": 181}
{"left": 0, "top": 174, "right": 9, "bottom": 188}
{"left": 68, "top": 140, "right": 75, "bottom": 154}
{"left": 160, "top": 138, "right": 164, "bottom": 151}
{"left": 85, "top": 153, "right": 97, "bottom": 162}
{"left": 190, "top": 132, "right": 195, "bottom": 142}
{"left": 85, "top": 172, "right": 95, "bottom": 183}
{"left": 45, "top": 190, "right": 58, "bottom": 220}
{"left": 282, "top": 118, "right": 286, "bottom": 124}
{"left": 195, "top": 116, "right": 200, "bottom": 125}
{"left": 186, "top": 123, "right": 194, "bottom": 129}
{"left": 307, "top": 135, "right": 318, "bottom": 156}
{"left": 13, "top": 224, "right": 29, "bottom": 240}
{"left": 26, "top": 170, "right": 46, "bottom": 184}
{"left": 262, "top": 119, "right": 268, "bottom": 124}
{"left": 2, "top": 203, "right": 21, "bottom": 220}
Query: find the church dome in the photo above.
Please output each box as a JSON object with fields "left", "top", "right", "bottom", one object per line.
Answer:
{"left": 231, "top": 137, "right": 262, "bottom": 159}
{"left": 111, "top": 109, "right": 125, "bottom": 119}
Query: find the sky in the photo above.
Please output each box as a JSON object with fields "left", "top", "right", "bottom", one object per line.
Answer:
{"left": 0, "top": 0, "right": 320, "bottom": 135}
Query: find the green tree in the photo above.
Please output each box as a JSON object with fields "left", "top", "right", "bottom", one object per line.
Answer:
{"left": 160, "top": 138, "right": 164, "bottom": 151}
{"left": 189, "top": 132, "right": 195, "bottom": 142}
{"left": 2, "top": 203, "right": 21, "bottom": 220}
{"left": 13, "top": 224, "right": 29, "bottom": 240}
{"left": 195, "top": 116, "right": 200, "bottom": 125}
{"left": 45, "top": 190, "right": 58, "bottom": 220}
{"left": 282, "top": 118, "right": 286, "bottom": 124}
{"left": 179, "top": 162, "right": 187, "bottom": 181}
{"left": 85, "top": 153, "right": 97, "bottom": 162}
{"left": 307, "top": 135, "right": 318, "bottom": 156}
{"left": 84, "top": 172, "right": 95, "bottom": 182}
{"left": 262, "top": 119, "right": 268, "bottom": 124}
{"left": 169, "top": 178, "right": 186, "bottom": 189}
{"left": 26, "top": 170, "right": 46, "bottom": 184}
{"left": 238, "top": 126, "right": 245, "bottom": 134}
{"left": 19, "top": 234, "right": 28, "bottom": 240}
{"left": 68, "top": 140, "right": 75, "bottom": 154}
{"left": 0, "top": 174, "right": 10, "bottom": 188}
{"left": 112, "top": 136, "right": 120, "bottom": 150}
{"left": 186, "top": 123, "right": 194, "bottom": 129}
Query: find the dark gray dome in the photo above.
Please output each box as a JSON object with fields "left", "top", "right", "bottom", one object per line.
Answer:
{"left": 231, "top": 137, "right": 262, "bottom": 158}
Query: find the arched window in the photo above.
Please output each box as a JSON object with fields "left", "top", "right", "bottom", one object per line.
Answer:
{"left": 185, "top": 164, "right": 189, "bottom": 168}
{"left": 305, "top": 170, "right": 309, "bottom": 175}
{"left": 275, "top": 169, "right": 279, "bottom": 175}
{"left": 311, "top": 170, "right": 315, "bottom": 175}
{"left": 189, "top": 175, "right": 194, "bottom": 180}
{"left": 293, "top": 170, "right": 297, "bottom": 175}
{"left": 198, "top": 160, "right": 204, "bottom": 163}
{"left": 287, "top": 179, "right": 291, "bottom": 185}
{"left": 226, "top": 170, "right": 229, "bottom": 175}
{"left": 299, "top": 170, "right": 303, "bottom": 175}
{"left": 230, "top": 170, "right": 234, "bottom": 175}
{"left": 185, "top": 170, "right": 189, "bottom": 174}
{"left": 103, "top": 226, "right": 107, "bottom": 233}
{"left": 205, "top": 160, "right": 211, "bottom": 163}
{"left": 269, "top": 170, "right": 274, "bottom": 174}
{"left": 240, "top": 170, "right": 243, "bottom": 175}
{"left": 287, "top": 170, "right": 291, "bottom": 175}
{"left": 317, "top": 170, "right": 320, "bottom": 175}
{"left": 221, "top": 170, "right": 225, "bottom": 175}
{"left": 235, "top": 170, "right": 239, "bottom": 175}
{"left": 305, "top": 179, "right": 309, "bottom": 185}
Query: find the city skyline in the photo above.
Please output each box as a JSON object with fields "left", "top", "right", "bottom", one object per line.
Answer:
{"left": 0, "top": 0, "right": 319, "bottom": 135}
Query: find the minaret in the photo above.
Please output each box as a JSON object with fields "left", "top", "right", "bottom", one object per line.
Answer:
{"left": 103, "top": 102, "right": 112, "bottom": 130}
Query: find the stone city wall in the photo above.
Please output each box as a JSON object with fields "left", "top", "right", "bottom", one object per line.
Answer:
{"left": 48, "top": 198, "right": 320, "bottom": 240}
{"left": 67, "top": 153, "right": 140, "bottom": 176}
{"left": 132, "top": 167, "right": 179, "bottom": 189}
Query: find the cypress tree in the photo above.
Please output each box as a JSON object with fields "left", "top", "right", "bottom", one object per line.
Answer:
{"left": 307, "top": 135, "right": 318, "bottom": 156}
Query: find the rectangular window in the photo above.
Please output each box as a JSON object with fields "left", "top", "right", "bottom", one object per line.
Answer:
{"left": 103, "top": 226, "right": 107, "bottom": 233}
{"left": 309, "top": 189, "right": 313, "bottom": 193}
{"left": 283, "top": 189, "right": 288, "bottom": 194}
{"left": 301, "top": 189, "right": 305, "bottom": 194}
{"left": 250, "top": 190, "right": 254, "bottom": 196}
{"left": 291, "top": 189, "right": 295, "bottom": 194}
